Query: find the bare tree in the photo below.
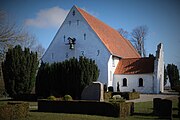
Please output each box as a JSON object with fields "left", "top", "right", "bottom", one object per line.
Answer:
{"left": 0, "top": 11, "right": 23, "bottom": 61}
{"left": 117, "top": 28, "right": 129, "bottom": 39}
{"left": 131, "top": 25, "right": 148, "bottom": 57}
{"left": 0, "top": 11, "right": 45, "bottom": 61}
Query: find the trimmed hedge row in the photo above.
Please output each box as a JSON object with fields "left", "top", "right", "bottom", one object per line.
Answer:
{"left": 38, "top": 100, "right": 134, "bottom": 118}
{"left": 120, "top": 102, "right": 134, "bottom": 118}
{"left": 0, "top": 102, "right": 29, "bottom": 120}
{"left": 112, "top": 92, "right": 140, "bottom": 100}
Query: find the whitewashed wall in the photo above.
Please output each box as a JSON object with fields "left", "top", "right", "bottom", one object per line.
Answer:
{"left": 113, "top": 74, "right": 154, "bottom": 93}
{"left": 107, "top": 56, "right": 120, "bottom": 86}
{"left": 42, "top": 6, "right": 111, "bottom": 84}
{"left": 154, "top": 43, "right": 164, "bottom": 93}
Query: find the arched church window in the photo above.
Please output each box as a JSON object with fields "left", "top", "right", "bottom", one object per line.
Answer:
{"left": 139, "top": 78, "right": 143, "bottom": 87}
{"left": 123, "top": 78, "right": 127, "bottom": 87}
{"left": 84, "top": 33, "right": 86, "bottom": 40}
{"left": 51, "top": 53, "right": 54, "bottom": 59}
{"left": 63, "top": 35, "right": 66, "bottom": 42}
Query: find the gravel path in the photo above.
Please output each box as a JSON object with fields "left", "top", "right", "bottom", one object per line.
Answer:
{"left": 126, "top": 93, "right": 179, "bottom": 103}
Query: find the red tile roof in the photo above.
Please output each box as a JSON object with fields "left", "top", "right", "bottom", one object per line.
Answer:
{"left": 76, "top": 6, "right": 141, "bottom": 58}
{"left": 114, "top": 57, "right": 155, "bottom": 74}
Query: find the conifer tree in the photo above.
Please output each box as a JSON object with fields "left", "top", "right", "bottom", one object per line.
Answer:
{"left": 36, "top": 57, "right": 99, "bottom": 99}
{"left": 2, "top": 45, "right": 38, "bottom": 97}
{"left": 167, "top": 64, "right": 180, "bottom": 89}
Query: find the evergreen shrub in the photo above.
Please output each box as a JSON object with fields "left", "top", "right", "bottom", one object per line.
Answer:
{"left": 36, "top": 56, "right": 99, "bottom": 99}
{"left": 2, "top": 45, "right": 38, "bottom": 98}
{"left": 63, "top": 95, "right": 73, "bottom": 101}
{"left": 47, "top": 96, "right": 57, "bottom": 101}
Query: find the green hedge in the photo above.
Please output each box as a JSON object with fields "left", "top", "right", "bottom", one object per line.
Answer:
{"left": 0, "top": 102, "right": 29, "bottom": 120}
{"left": 104, "top": 92, "right": 112, "bottom": 101}
{"left": 36, "top": 57, "right": 99, "bottom": 99}
{"left": 119, "top": 102, "right": 134, "bottom": 118}
{"left": 38, "top": 100, "right": 134, "bottom": 118}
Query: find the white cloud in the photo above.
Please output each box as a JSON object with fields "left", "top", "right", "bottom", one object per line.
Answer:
{"left": 25, "top": 6, "right": 69, "bottom": 28}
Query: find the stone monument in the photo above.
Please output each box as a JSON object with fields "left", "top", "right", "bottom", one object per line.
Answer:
{"left": 81, "top": 81, "right": 104, "bottom": 101}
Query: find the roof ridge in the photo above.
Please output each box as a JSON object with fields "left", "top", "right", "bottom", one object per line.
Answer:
{"left": 121, "top": 57, "right": 154, "bottom": 60}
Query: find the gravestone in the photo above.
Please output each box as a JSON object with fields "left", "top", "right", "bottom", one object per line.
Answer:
{"left": 153, "top": 98, "right": 162, "bottom": 115}
{"left": 178, "top": 97, "right": 180, "bottom": 117}
{"left": 159, "top": 99, "right": 172, "bottom": 119}
{"left": 81, "top": 82, "right": 104, "bottom": 101}
{"left": 153, "top": 98, "right": 172, "bottom": 119}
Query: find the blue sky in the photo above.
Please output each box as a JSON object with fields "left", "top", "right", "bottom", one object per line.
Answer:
{"left": 1, "top": 0, "right": 180, "bottom": 68}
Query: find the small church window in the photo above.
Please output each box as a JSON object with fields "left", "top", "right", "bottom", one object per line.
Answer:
{"left": 139, "top": 78, "right": 143, "bottom": 87}
{"left": 72, "top": 10, "right": 75, "bottom": 16}
{"left": 63, "top": 35, "right": 66, "bottom": 42}
{"left": 123, "top": 78, "right": 127, "bottom": 87}
{"left": 77, "top": 20, "right": 80, "bottom": 25}
{"left": 84, "top": 33, "right": 86, "bottom": 40}
{"left": 97, "top": 50, "right": 100, "bottom": 56}
{"left": 69, "top": 21, "right": 71, "bottom": 26}
{"left": 51, "top": 53, "right": 54, "bottom": 59}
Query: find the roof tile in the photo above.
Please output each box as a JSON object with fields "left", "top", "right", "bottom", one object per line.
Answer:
{"left": 114, "top": 57, "right": 155, "bottom": 74}
{"left": 76, "top": 6, "right": 141, "bottom": 58}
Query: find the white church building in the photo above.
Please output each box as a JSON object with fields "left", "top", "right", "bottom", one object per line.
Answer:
{"left": 42, "top": 6, "right": 164, "bottom": 94}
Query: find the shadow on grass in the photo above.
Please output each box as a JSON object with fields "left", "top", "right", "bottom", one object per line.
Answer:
{"left": 30, "top": 110, "right": 38, "bottom": 112}
{"left": 133, "top": 112, "right": 153, "bottom": 116}
{"left": 133, "top": 112, "right": 179, "bottom": 119}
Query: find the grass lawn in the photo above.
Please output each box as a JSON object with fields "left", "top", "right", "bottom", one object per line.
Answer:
{"left": 26, "top": 112, "right": 119, "bottom": 120}
{"left": 0, "top": 97, "right": 179, "bottom": 120}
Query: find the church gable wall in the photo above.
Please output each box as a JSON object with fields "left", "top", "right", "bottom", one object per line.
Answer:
{"left": 42, "top": 6, "right": 110, "bottom": 84}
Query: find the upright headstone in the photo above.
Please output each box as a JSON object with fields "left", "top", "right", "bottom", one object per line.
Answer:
{"left": 81, "top": 82, "right": 104, "bottom": 101}
{"left": 153, "top": 98, "right": 162, "bottom": 115}
{"left": 178, "top": 97, "right": 180, "bottom": 117}
{"left": 108, "top": 86, "right": 114, "bottom": 92}
{"left": 159, "top": 99, "right": 172, "bottom": 119}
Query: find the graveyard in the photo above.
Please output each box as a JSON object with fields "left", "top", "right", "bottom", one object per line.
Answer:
{"left": 0, "top": 92, "right": 179, "bottom": 120}
{"left": 0, "top": 2, "right": 180, "bottom": 120}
